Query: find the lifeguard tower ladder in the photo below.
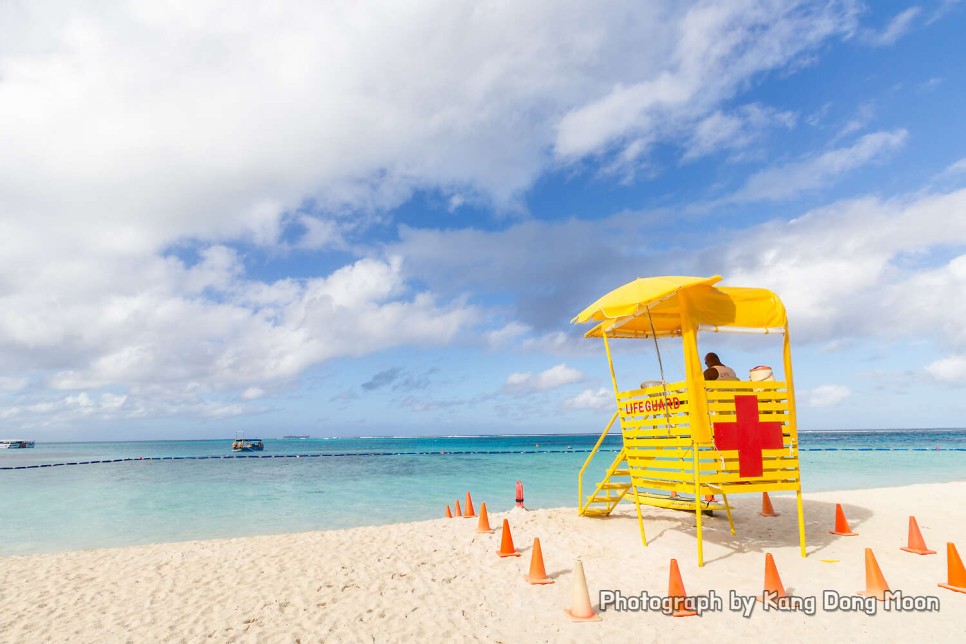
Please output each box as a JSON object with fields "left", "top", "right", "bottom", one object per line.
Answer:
{"left": 572, "top": 276, "right": 806, "bottom": 566}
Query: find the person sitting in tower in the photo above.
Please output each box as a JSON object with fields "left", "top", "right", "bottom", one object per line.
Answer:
{"left": 703, "top": 352, "right": 739, "bottom": 381}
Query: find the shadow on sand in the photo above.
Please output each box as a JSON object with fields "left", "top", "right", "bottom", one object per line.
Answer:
{"left": 582, "top": 493, "right": 871, "bottom": 566}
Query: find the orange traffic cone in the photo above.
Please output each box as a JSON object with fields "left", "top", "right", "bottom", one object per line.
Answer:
{"left": 667, "top": 559, "right": 697, "bottom": 617}
{"left": 939, "top": 542, "right": 966, "bottom": 594}
{"left": 524, "top": 538, "right": 555, "bottom": 585}
{"left": 757, "top": 553, "right": 788, "bottom": 604}
{"left": 760, "top": 492, "right": 779, "bottom": 517}
{"left": 445, "top": 504, "right": 452, "bottom": 518}
{"left": 496, "top": 519, "right": 521, "bottom": 558}
{"left": 900, "top": 516, "right": 936, "bottom": 555}
{"left": 454, "top": 499, "right": 462, "bottom": 518}
{"left": 564, "top": 559, "right": 601, "bottom": 622}
{"left": 476, "top": 502, "right": 495, "bottom": 534}
{"left": 858, "top": 548, "right": 891, "bottom": 601}
{"left": 829, "top": 503, "right": 857, "bottom": 536}
{"left": 463, "top": 492, "right": 476, "bottom": 518}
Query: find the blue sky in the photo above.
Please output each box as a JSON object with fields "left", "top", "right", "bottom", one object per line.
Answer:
{"left": 2, "top": 1, "right": 966, "bottom": 440}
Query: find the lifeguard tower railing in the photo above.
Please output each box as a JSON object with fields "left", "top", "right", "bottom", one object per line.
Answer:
{"left": 572, "top": 275, "right": 806, "bottom": 566}
{"left": 579, "top": 380, "right": 801, "bottom": 504}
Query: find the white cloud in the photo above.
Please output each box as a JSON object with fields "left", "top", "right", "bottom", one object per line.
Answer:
{"left": 447, "top": 195, "right": 466, "bottom": 213}
{"left": 939, "top": 157, "right": 966, "bottom": 179}
{"left": 486, "top": 322, "right": 530, "bottom": 348}
{"left": 728, "top": 186, "right": 966, "bottom": 339}
{"left": 521, "top": 331, "right": 593, "bottom": 356}
{"left": 100, "top": 393, "right": 128, "bottom": 409}
{"left": 925, "top": 356, "right": 966, "bottom": 382}
{"left": 19, "top": 391, "right": 127, "bottom": 420}
{"left": 182, "top": 245, "right": 245, "bottom": 294}
{"left": 926, "top": 0, "right": 963, "bottom": 26}
{"left": 861, "top": 7, "right": 921, "bottom": 46}
{"left": 0, "top": 1, "right": 925, "bottom": 429}
{"left": 0, "top": 252, "right": 478, "bottom": 426}
{"left": 241, "top": 387, "right": 265, "bottom": 400}
{"left": 0, "top": 0, "right": 855, "bottom": 253}
{"left": 504, "top": 364, "right": 583, "bottom": 394}
{"left": 562, "top": 387, "right": 613, "bottom": 410}
{"left": 832, "top": 102, "right": 876, "bottom": 143}
{"left": 0, "top": 377, "right": 28, "bottom": 391}
{"left": 395, "top": 176, "right": 966, "bottom": 364}
{"left": 727, "top": 129, "right": 908, "bottom": 203}
{"left": 684, "top": 104, "right": 797, "bottom": 161}
{"left": 294, "top": 216, "right": 346, "bottom": 251}
{"left": 391, "top": 215, "right": 671, "bottom": 332}
{"left": 808, "top": 384, "right": 852, "bottom": 407}
{"left": 554, "top": 2, "right": 855, "bottom": 162}
{"left": 11, "top": 386, "right": 263, "bottom": 426}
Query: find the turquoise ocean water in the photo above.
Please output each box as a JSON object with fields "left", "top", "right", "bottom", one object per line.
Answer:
{"left": 1, "top": 430, "right": 965, "bottom": 557}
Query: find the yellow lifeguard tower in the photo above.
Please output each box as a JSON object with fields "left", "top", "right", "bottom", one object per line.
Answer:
{"left": 572, "top": 275, "right": 805, "bottom": 566}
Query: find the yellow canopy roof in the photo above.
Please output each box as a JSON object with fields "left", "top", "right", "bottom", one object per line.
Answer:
{"left": 572, "top": 275, "right": 787, "bottom": 339}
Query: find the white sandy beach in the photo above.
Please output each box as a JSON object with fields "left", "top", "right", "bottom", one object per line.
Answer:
{"left": 2, "top": 482, "right": 965, "bottom": 643}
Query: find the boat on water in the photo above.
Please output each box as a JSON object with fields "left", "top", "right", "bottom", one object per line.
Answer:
{"left": 0, "top": 439, "right": 35, "bottom": 449}
{"left": 231, "top": 437, "right": 264, "bottom": 452}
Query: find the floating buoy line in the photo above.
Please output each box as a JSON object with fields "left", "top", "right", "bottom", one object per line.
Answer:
{"left": 1, "top": 446, "right": 964, "bottom": 470}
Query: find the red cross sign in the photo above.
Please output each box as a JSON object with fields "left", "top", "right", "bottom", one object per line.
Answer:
{"left": 712, "top": 395, "right": 784, "bottom": 478}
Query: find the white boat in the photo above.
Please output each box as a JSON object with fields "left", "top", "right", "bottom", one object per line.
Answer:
{"left": 232, "top": 438, "right": 264, "bottom": 452}
{"left": 231, "top": 433, "right": 264, "bottom": 452}
{"left": 0, "top": 439, "right": 35, "bottom": 449}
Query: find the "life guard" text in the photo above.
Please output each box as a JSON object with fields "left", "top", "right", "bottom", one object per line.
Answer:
{"left": 624, "top": 397, "right": 682, "bottom": 414}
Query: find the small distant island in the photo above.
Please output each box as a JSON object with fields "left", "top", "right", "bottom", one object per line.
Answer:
{"left": 282, "top": 435, "right": 310, "bottom": 440}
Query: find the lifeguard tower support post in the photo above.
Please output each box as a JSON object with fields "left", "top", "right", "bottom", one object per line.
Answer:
{"left": 572, "top": 275, "right": 805, "bottom": 566}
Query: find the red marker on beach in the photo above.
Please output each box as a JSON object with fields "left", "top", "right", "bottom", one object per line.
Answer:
{"left": 516, "top": 480, "right": 525, "bottom": 508}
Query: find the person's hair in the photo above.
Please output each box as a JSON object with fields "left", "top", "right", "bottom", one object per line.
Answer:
{"left": 705, "top": 352, "right": 721, "bottom": 366}
{"left": 704, "top": 367, "right": 719, "bottom": 380}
